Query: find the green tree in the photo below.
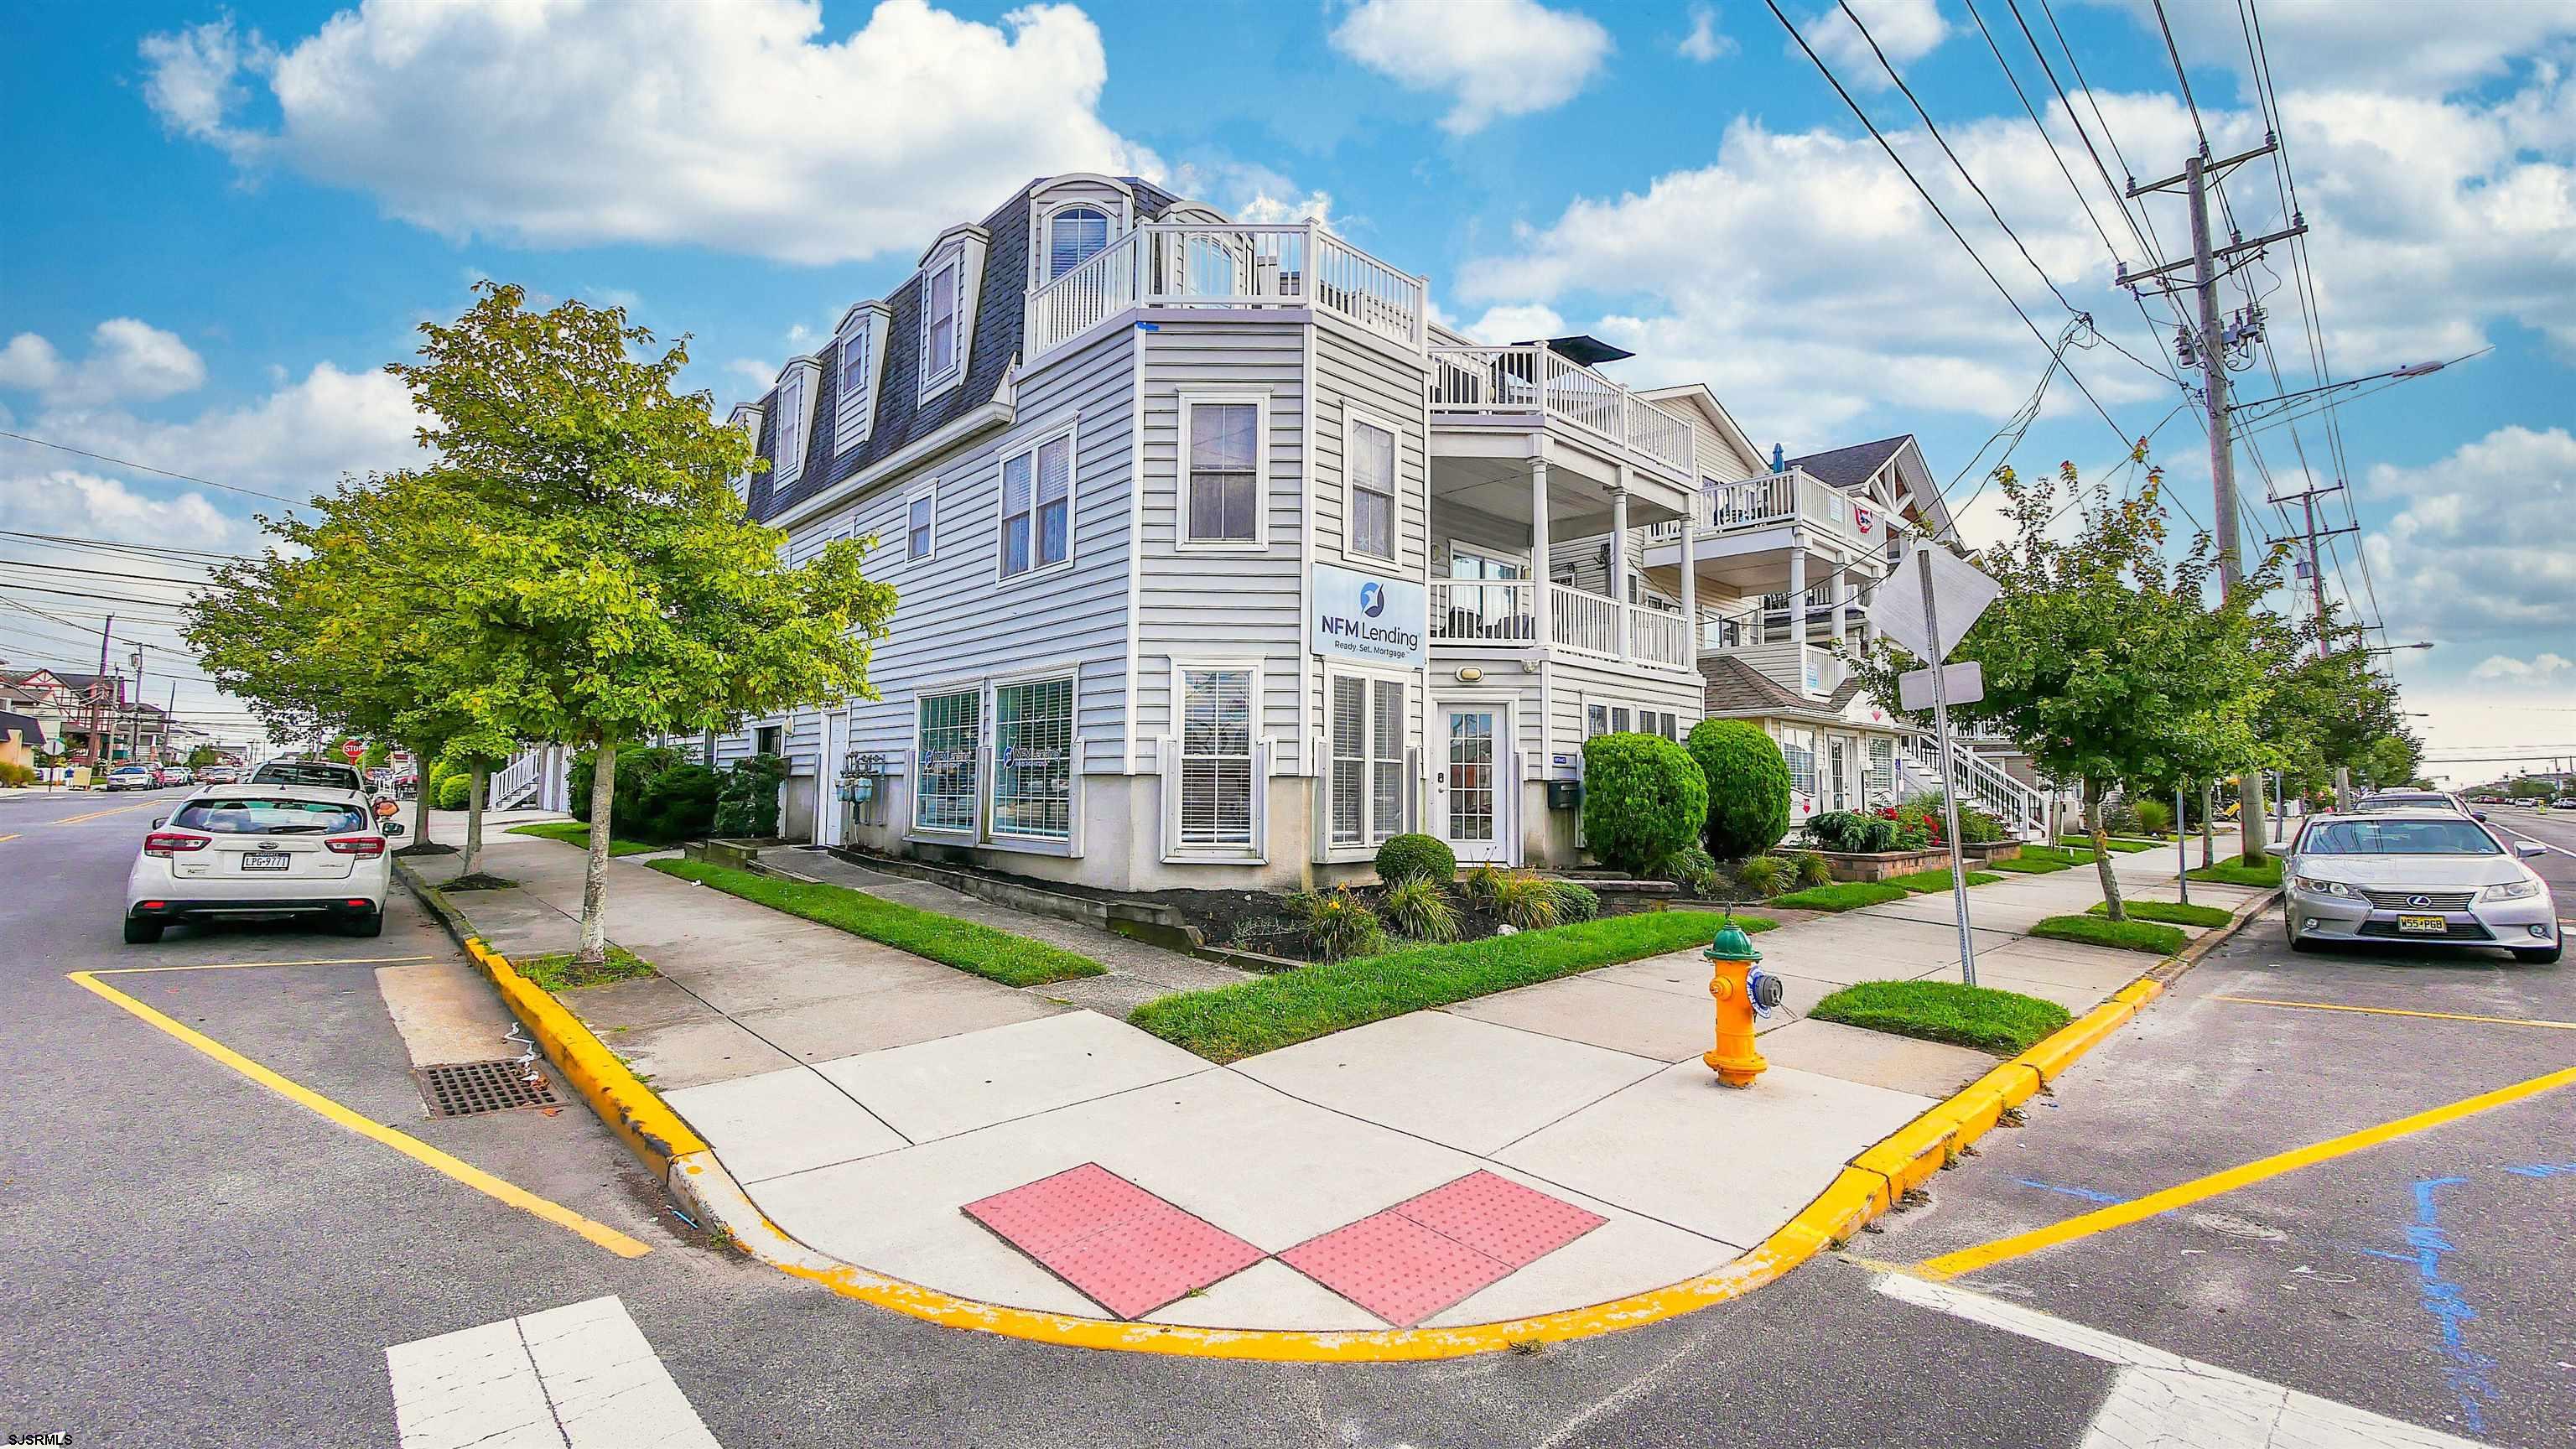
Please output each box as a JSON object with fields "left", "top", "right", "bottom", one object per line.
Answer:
{"left": 1685, "top": 718, "right": 1792, "bottom": 860}
{"left": 1852, "top": 460, "right": 2284, "bottom": 919}
{"left": 386, "top": 283, "right": 897, "bottom": 964}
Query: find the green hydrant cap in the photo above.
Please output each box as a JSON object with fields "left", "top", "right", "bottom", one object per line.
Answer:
{"left": 1706, "top": 922, "right": 1760, "bottom": 962}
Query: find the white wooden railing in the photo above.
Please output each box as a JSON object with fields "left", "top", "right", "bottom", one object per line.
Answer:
{"left": 491, "top": 747, "right": 547, "bottom": 810}
{"left": 1428, "top": 344, "right": 1696, "bottom": 475}
{"left": 1428, "top": 580, "right": 1536, "bottom": 642}
{"left": 1550, "top": 583, "right": 1622, "bottom": 657}
{"left": 1025, "top": 223, "right": 1425, "bottom": 361}
{"left": 1897, "top": 736, "right": 2049, "bottom": 841}
{"left": 1644, "top": 466, "right": 1867, "bottom": 547}
{"left": 1628, "top": 605, "right": 1691, "bottom": 669}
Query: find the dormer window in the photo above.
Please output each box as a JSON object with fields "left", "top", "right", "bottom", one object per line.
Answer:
{"left": 769, "top": 359, "right": 818, "bottom": 492}
{"left": 1047, "top": 206, "right": 1109, "bottom": 280}
{"left": 832, "top": 301, "right": 890, "bottom": 452}
{"left": 925, "top": 259, "right": 960, "bottom": 379}
{"left": 841, "top": 329, "right": 869, "bottom": 392}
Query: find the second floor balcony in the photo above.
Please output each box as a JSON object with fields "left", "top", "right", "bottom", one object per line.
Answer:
{"left": 1024, "top": 222, "right": 1426, "bottom": 362}
{"left": 1639, "top": 465, "right": 1892, "bottom": 604}
{"left": 1428, "top": 341, "right": 1698, "bottom": 488}
{"left": 1426, "top": 579, "right": 1696, "bottom": 673}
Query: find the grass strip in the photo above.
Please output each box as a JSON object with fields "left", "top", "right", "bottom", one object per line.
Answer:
{"left": 2029, "top": 913, "right": 2189, "bottom": 955}
{"left": 1988, "top": 853, "right": 2075, "bottom": 874}
{"left": 1810, "top": 979, "right": 2074, "bottom": 1056}
{"left": 2056, "top": 835, "right": 2158, "bottom": 854}
{"left": 517, "top": 944, "right": 658, "bottom": 991}
{"left": 1130, "top": 911, "right": 1773, "bottom": 1063}
{"left": 649, "top": 857, "right": 1105, "bottom": 987}
{"left": 2187, "top": 855, "right": 2283, "bottom": 887}
{"left": 2085, "top": 898, "right": 2233, "bottom": 927}
{"left": 1769, "top": 880, "right": 1913, "bottom": 912}
{"left": 1883, "top": 867, "right": 2004, "bottom": 894}
{"left": 507, "top": 821, "right": 662, "bottom": 858}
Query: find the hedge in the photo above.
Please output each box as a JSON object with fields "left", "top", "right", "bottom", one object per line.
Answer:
{"left": 1581, "top": 732, "right": 1707, "bottom": 873}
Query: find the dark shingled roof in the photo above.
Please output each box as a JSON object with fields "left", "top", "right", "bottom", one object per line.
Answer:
{"left": 1785, "top": 435, "right": 1910, "bottom": 493}
{"left": 1700, "top": 655, "right": 1812, "bottom": 714}
{"left": 752, "top": 176, "right": 1182, "bottom": 524}
{"left": 0, "top": 710, "right": 44, "bottom": 748}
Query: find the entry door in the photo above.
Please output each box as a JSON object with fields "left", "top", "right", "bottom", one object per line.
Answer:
{"left": 815, "top": 710, "right": 846, "bottom": 847}
{"left": 1432, "top": 704, "right": 1510, "bottom": 865}
{"left": 1829, "top": 738, "right": 1850, "bottom": 812}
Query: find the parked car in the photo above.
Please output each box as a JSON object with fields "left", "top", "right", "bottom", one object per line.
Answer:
{"left": 247, "top": 757, "right": 371, "bottom": 800}
{"left": 101, "top": 765, "right": 158, "bottom": 792}
{"left": 2355, "top": 789, "right": 2473, "bottom": 817}
{"left": 164, "top": 766, "right": 195, "bottom": 786}
{"left": 195, "top": 765, "right": 239, "bottom": 785}
{"left": 2282, "top": 808, "right": 2558, "bottom": 963}
{"left": 391, "top": 771, "right": 419, "bottom": 799}
{"left": 122, "top": 784, "right": 406, "bottom": 943}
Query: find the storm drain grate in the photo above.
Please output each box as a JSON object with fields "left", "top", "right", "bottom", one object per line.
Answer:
{"left": 414, "top": 1059, "right": 561, "bottom": 1118}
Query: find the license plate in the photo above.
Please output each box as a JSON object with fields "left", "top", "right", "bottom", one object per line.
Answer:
{"left": 2396, "top": 914, "right": 2447, "bottom": 935}
{"left": 241, "top": 852, "right": 291, "bottom": 872}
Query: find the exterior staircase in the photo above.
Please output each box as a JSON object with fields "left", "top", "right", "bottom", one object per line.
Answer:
{"left": 1895, "top": 735, "right": 2049, "bottom": 841}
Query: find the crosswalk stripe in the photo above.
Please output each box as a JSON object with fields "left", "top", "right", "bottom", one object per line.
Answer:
{"left": 1876, "top": 1274, "right": 2486, "bottom": 1447}
{"left": 387, "top": 1296, "right": 721, "bottom": 1449}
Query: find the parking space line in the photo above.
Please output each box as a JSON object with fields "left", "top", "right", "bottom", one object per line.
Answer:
{"left": 1913, "top": 1062, "right": 2576, "bottom": 1282}
{"left": 91, "top": 955, "right": 438, "bottom": 976}
{"left": 2212, "top": 995, "right": 2576, "bottom": 1031}
{"left": 66, "top": 968, "right": 653, "bottom": 1259}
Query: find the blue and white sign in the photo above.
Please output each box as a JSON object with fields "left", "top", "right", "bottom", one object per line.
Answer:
{"left": 1312, "top": 562, "right": 1426, "bottom": 668}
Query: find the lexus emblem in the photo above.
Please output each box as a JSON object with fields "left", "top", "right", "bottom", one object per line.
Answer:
{"left": 2407, "top": 895, "right": 2431, "bottom": 908}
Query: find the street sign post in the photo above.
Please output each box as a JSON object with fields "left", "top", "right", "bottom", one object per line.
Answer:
{"left": 1869, "top": 543, "right": 2001, "bottom": 988}
{"left": 1898, "top": 661, "right": 1983, "bottom": 712}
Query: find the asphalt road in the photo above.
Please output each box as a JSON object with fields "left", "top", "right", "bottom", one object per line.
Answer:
{"left": 5, "top": 786, "right": 2563, "bottom": 1447}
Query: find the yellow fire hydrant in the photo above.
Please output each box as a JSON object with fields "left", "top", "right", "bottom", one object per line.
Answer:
{"left": 1703, "top": 920, "right": 1771, "bottom": 1088}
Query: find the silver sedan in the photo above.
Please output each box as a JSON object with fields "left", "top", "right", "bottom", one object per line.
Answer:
{"left": 2282, "top": 808, "right": 2559, "bottom": 963}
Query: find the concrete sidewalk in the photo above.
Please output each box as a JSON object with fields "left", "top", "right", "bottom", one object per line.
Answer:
{"left": 424, "top": 828, "right": 2263, "bottom": 1332}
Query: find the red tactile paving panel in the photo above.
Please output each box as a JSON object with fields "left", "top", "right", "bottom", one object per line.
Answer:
{"left": 1278, "top": 1211, "right": 1516, "bottom": 1327}
{"left": 962, "top": 1163, "right": 1265, "bottom": 1320}
{"left": 1390, "top": 1170, "right": 1607, "bottom": 1269}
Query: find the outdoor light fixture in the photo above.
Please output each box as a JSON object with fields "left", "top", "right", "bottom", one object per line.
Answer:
{"left": 1455, "top": 667, "right": 1483, "bottom": 683}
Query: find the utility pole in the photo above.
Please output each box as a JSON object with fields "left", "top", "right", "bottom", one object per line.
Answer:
{"left": 86, "top": 613, "right": 114, "bottom": 766}
{"left": 2123, "top": 138, "right": 2306, "bottom": 860}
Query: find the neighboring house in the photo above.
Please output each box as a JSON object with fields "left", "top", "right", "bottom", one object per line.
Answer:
{"left": 6, "top": 668, "right": 134, "bottom": 762}
{"left": 1698, "top": 656, "right": 1916, "bottom": 828}
{"left": 0, "top": 709, "right": 46, "bottom": 772}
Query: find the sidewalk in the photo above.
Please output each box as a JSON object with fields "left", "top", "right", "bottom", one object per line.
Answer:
{"left": 423, "top": 830, "right": 2266, "bottom": 1334}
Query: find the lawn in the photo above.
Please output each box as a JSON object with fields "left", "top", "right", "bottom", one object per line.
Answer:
{"left": 2055, "top": 835, "right": 2158, "bottom": 854}
{"left": 1770, "top": 880, "right": 1913, "bottom": 911}
{"left": 1809, "top": 979, "right": 2072, "bottom": 1056}
{"left": 2186, "top": 855, "right": 2284, "bottom": 887}
{"left": 648, "top": 857, "right": 1105, "bottom": 988}
{"left": 2085, "top": 898, "right": 2234, "bottom": 928}
{"left": 1130, "top": 911, "right": 1774, "bottom": 1063}
{"left": 508, "top": 821, "right": 662, "bottom": 858}
{"left": 1883, "top": 867, "right": 2004, "bottom": 894}
{"left": 1989, "top": 846, "right": 2078, "bottom": 875}
{"left": 2029, "top": 913, "right": 2189, "bottom": 955}
{"left": 516, "top": 944, "right": 658, "bottom": 991}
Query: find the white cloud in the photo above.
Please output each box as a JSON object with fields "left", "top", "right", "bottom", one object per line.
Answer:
{"left": 2076, "top": 0, "right": 2576, "bottom": 97}
{"left": 139, "top": 0, "right": 1161, "bottom": 266}
{"left": 10, "top": 358, "right": 424, "bottom": 500}
{"left": 1459, "top": 304, "right": 1567, "bottom": 345}
{"left": 2360, "top": 425, "right": 2576, "bottom": 662}
{"left": 2470, "top": 652, "right": 2576, "bottom": 687}
{"left": 1802, "top": 0, "right": 1949, "bottom": 85}
{"left": 0, "top": 468, "right": 243, "bottom": 552}
{"left": 1680, "top": 4, "right": 1737, "bottom": 63}
{"left": 1166, "top": 158, "right": 1336, "bottom": 230}
{"left": 1329, "top": 0, "right": 1613, "bottom": 135}
{"left": 0, "top": 320, "right": 207, "bottom": 407}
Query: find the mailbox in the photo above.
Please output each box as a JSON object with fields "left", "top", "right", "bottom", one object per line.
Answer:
{"left": 1545, "top": 777, "right": 1584, "bottom": 811}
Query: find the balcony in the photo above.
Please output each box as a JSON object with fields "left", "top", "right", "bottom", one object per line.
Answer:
{"left": 1639, "top": 465, "right": 1889, "bottom": 601}
{"left": 1428, "top": 343, "right": 1697, "bottom": 488}
{"left": 1428, "top": 580, "right": 1696, "bottom": 673}
{"left": 1025, "top": 223, "right": 1426, "bottom": 362}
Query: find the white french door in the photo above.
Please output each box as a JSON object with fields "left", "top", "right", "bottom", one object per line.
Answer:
{"left": 1829, "top": 737, "right": 1851, "bottom": 813}
{"left": 816, "top": 709, "right": 847, "bottom": 847}
{"left": 1431, "top": 703, "right": 1512, "bottom": 865}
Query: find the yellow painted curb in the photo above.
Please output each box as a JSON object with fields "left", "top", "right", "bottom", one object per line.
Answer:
{"left": 463, "top": 937, "right": 706, "bottom": 1171}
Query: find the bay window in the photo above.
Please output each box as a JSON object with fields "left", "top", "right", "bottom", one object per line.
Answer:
{"left": 1001, "top": 430, "right": 1072, "bottom": 578}
{"left": 1178, "top": 667, "right": 1254, "bottom": 849}
{"left": 990, "top": 678, "right": 1074, "bottom": 840}
{"left": 915, "top": 690, "right": 981, "bottom": 833}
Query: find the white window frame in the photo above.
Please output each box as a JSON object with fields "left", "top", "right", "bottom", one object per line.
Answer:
{"left": 1044, "top": 204, "right": 1113, "bottom": 283}
{"left": 987, "top": 667, "right": 1080, "bottom": 846}
{"left": 1175, "top": 389, "right": 1269, "bottom": 552}
{"left": 901, "top": 482, "right": 937, "bottom": 567}
{"left": 1341, "top": 406, "right": 1402, "bottom": 564}
{"left": 770, "top": 362, "right": 815, "bottom": 494}
{"left": 1325, "top": 665, "right": 1409, "bottom": 856}
{"left": 1166, "top": 659, "right": 1265, "bottom": 862}
{"left": 996, "top": 422, "right": 1078, "bottom": 584}
{"left": 910, "top": 685, "right": 984, "bottom": 838}
{"left": 920, "top": 253, "right": 965, "bottom": 397}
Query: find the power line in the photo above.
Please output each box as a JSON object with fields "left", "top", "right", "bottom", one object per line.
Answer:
{"left": 0, "top": 528, "right": 251, "bottom": 563}
{"left": 0, "top": 430, "right": 304, "bottom": 506}
{"left": 2148, "top": 0, "right": 2211, "bottom": 153}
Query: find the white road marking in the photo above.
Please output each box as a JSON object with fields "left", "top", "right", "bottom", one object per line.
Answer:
{"left": 1876, "top": 1274, "right": 2488, "bottom": 1448}
{"left": 2484, "top": 816, "right": 2575, "bottom": 859}
{"left": 387, "top": 1295, "right": 721, "bottom": 1449}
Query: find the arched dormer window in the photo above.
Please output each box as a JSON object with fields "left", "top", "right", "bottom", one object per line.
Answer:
{"left": 1047, "top": 205, "right": 1109, "bottom": 280}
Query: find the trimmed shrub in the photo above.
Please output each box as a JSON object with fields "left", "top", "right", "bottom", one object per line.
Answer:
{"left": 1686, "top": 719, "right": 1793, "bottom": 860}
{"left": 1490, "top": 872, "right": 1564, "bottom": 931}
{"left": 434, "top": 772, "right": 471, "bottom": 810}
{"left": 1807, "top": 811, "right": 1870, "bottom": 853}
{"left": 1793, "top": 849, "right": 1833, "bottom": 890}
{"left": 1379, "top": 877, "right": 1462, "bottom": 943}
{"left": 564, "top": 750, "right": 597, "bottom": 822}
{"left": 1284, "top": 886, "right": 1386, "bottom": 961}
{"left": 1581, "top": 732, "right": 1709, "bottom": 874}
{"left": 632, "top": 762, "right": 721, "bottom": 844}
{"left": 1549, "top": 880, "right": 1602, "bottom": 922}
{"left": 712, "top": 753, "right": 790, "bottom": 838}
{"left": 1654, "top": 843, "right": 1720, "bottom": 896}
{"left": 1736, "top": 854, "right": 1790, "bottom": 899}
{"left": 1374, "top": 833, "right": 1457, "bottom": 886}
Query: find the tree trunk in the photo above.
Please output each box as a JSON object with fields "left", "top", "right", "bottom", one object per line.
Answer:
{"left": 410, "top": 741, "right": 434, "bottom": 848}
{"left": 2199, "top": 781, "right": 2215, "bottom": 868}
{"left": 2087, "top": 781, "right": 2126, "bottom": 922}
{"left": 577, "top": 743, "right": 616, "bottom": 967}
{"left": 462, "top": 763, "right": 488, "bottom": 877}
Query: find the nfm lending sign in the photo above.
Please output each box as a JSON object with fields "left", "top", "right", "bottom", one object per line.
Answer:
{"left": 1311, "top": 562, "right": 1426, "bottom": 670}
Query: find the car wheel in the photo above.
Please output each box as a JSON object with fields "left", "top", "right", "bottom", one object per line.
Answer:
{"left": 123, "top": 917, "right": 164, "bottom": 944}
{"left": 2513, "top": 944, "right": 2562, "bottom": 964}
{"left": 343, "top": 909, "right": 385, "bottom": 939}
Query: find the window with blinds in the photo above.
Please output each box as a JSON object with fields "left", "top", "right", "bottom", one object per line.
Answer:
{"left": 1867, "top": 736, "right": 1895, "bottom": 797}
{"left": 1328, "top": 675, "right": 1406, "bottom": 848}
{"left": 840, "top": 328, "right": 869, "bottom": 394}
{"left": 1184, "top": 398, "right": 1259, "bottom": 544}
{"left": 1348, "top": 416, "right": 1396, "bottom": 559}
{"left": 991, "top": 678, "right": 1074, "bottom": 840}
{"left": 1781, "top": 730, "right": 1816, "bottom": 798}
{"left": 916, "top": 690, "right": 980, "bottom": 833}
{"left": 1047, "top": 206, "right": 1109, "bottom": 280}
{"left": 1178, "top": 667, "right": 1254, "bottom": 849}
{"left": 924, "top": 258, "right": 960, "bottom": 381}
{"left": 1001, "top": 432, "right": 1072, "bottom": 577}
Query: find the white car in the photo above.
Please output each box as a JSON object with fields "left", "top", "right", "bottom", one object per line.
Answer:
{"left": 2282, "top": 808, "right": 2558, "bottom": 963}
{"left": 101, "top": 765, "right": 159, "bottom": 792}
{"left": 247, "top": 757, "right": 371, "bottom": 799}
{"left": 123, "top": 784, "right": 405, "bottom": 943}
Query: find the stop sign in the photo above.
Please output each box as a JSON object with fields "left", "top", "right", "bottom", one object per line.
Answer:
{"left": 342, "top": 740, "right": 365, "bottom": 762}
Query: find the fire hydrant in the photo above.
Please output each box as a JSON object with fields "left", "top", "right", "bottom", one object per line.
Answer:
{"left": 1703, "top": 920, "right": 1777, "bottom": 1088}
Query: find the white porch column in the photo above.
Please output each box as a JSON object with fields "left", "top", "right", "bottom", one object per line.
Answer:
{"left": 1530, "top": 457, "right": 1552, "bottom": 650}
{"left": 1833, "top": 562, "right": 1851, "bottom": 645}
{"left": 1786, "top": 532, "right": 1807, "bottom": 645}
{"left": 1678, "top": 492, "right": 1699, "bottom": 656}
{"left": 1609, "top": 485, "right": 1630, "bottom": 660}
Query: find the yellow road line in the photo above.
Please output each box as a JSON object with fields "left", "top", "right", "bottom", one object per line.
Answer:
{"left": 66, "top": 969, "right": 652, "bottom": 1259}
{"left": 1914, "top": 1062, "right": 2576, "bottom": 1281}
{"left": 2213, "top": 994, "right": 2576, "bottom": 1031}
{"left": 0, "top": 834, "right": 17, "bottom": 844}
{"left": 44, "top": 802, "right": 153, "bottom": 825}
{"left": 91, "top": 955, "right": 438, "bottom": 977}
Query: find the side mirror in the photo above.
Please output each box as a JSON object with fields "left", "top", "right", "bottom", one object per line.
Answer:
{"left": 2516, "top": 841, "right": 2546, "bottom": 859}
{"left": 152, "top": 817, "right": 168, "bottom": 828}
{"left": 383, "top": 823, "right": 407, "bottom": 838}
{"left": 2473, "top": 811, "right": 2489, "bottom": 822}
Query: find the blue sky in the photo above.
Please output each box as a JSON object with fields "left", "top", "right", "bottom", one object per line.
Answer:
{"left": 5, "top": 0, "right": 2573, "bottom": 781}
